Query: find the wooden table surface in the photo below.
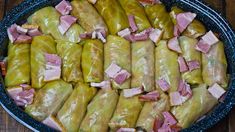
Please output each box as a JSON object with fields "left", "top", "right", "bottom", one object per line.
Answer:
{"left": 0, "top": 0, "right": 235, "bottom": 131}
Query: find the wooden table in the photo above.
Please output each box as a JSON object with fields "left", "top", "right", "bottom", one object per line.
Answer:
{"left": 0, "top": 0, "right": 235, "bottom": 131}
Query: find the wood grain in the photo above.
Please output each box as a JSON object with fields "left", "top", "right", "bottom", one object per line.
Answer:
{"left": 0, "top": 0, "right": 234, "bottom": 132}
{"left": 226, "top": 0, "right": 235, "bottom": 29}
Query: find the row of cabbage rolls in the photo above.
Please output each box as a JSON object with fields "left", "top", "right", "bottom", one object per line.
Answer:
{"left": 4, "top": 0, "right": 228, "bottom": 131}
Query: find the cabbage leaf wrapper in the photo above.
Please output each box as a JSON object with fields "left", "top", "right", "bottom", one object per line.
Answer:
{"left": 31, "top": 35, "right": 56, "bottom": 88}
{"left": 171, "top": 84, "right": 218, "bottom": 128}
{"left": 104, "top": 35, "right": 131, "bottom": 89}
{"left": 5, "top": 43, "right": 30, "bottom": 87}
{"left": 131, "top": 40, "right": 155, "bottom": 92}
{"left": 155, "top": 40, "right": 180, "bottom": 93}
{"left": 82, "top": 39, "right": 104, "bottom": 83}
{"left": 25, "top": 80, "right": 73, "bottom": 121}
{"left": 57, "top": 83, "right": 97, "bottom": 132}
{"left": 202, "top": 41, "right": 228, "bottom": 88}
{"left": 71, "top": 0, "right": 108, "bottom": 33}
{"left": 95, "top": 0, "right": 129, "bottom": 35}
{"left": 79, "top": 90, "right": 118, "bottom": 132}
{"left": 28, "top": 7, "right": 84, "bottom": 43}
{"left": 109, "top": 92, "right": 143, "bottom": 131}
{"left": 179, "top": 36, "right": 203, "bottom": 84}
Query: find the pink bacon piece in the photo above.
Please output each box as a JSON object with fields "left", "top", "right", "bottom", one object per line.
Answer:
{"left": 208, "top": 83, "right": 226, "bottom": 99}
{"left": 123, "top": 87, "right": 143, "bottom": 98}
{"left": 178, "top": 56, "right": 189, "bottom": 73}
{"left": 195, "top": 39, "right": 211, "bottom": 53}
{"left": 55, "top": 0, "right": 72, "bottom": 15}
{"left": 187, "top": 60, "right": 200, "bottom": 71}
{"left": 168, "top": 37, "right": 182, "bottom": 53}
{"left": 201, "top": 31, "right": 219, "bottom": 46}
{"left": 113, "top": 69, "right": 131, "bottom": 85}
{"left": 176, "top": 12, "right": 196, "bottom": 33}
{"left": 58, "top": 15, "right": 77, "bottom": 35}
{"left": 7, "top": 24, "right": 19, "bottom": 43}
{"left": 139, "top": 90, "right": 160, "bottom": 101}
{"left": 157, "top": 79, "right": 170, "bottom": 92}
{"left": 128, "top": 15, "right": 138, "bottom": 32}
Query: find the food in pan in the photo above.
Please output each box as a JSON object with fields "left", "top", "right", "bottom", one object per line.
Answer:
{"left": 3, "top": 0, "right": 229, "bottom": 131}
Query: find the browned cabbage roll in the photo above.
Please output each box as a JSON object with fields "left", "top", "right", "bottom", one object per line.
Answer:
{"left": 155, "top": 40, "right": 180, "bottom": 93}
{"left": 57, "top": 83, "right": 97, "bottom": 132}
{"left": 5, "top": 43, "right": 30, "bottom": 87}
{"left": 202, "top": 41, "right": 228, "bottom": 88}
{"left": 95, "top": 0, "right": 129, "bottom": 35}
{"left": 136, "top": 93, "right": 170, "bottom": 131}
{"left": 109, "top": 92, "right": 143, "bottom": 131}
{"left": 31, "top": 35, "right": 56, "bottom": 88}
{"left": 79, "top": 90, "right": 119, "bottom": 132}
{"left": 25, "top": 80, "right": 73, "bottom": 121}
{"left": 179, "top": 36, "right": 203, "bottom": 84}
{"left": 104, "top": 35, "right": 131, "bottom": 89}
{"left": 171, "top": 84, "right": 218, "bottom": 128}
{"left": 118, "top": 0, "right": 151, "bottom": 32}
{"left": 82, "top": 39, "right": 104, "bottom": 83}
{"left": 71, "top": 0, "right": 108, "bottom": 33}
{"left": 56, "top": 40, "right": 83, "bottom": 84}
{"left": 131, "top": 40, "right": 155, "bottom": 92}
{"left": 145, "top": 4, "right": 174, "bottom": 39}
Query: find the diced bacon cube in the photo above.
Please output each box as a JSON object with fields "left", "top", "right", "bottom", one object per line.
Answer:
{"left": 7, "top": 24, "right": 19, "bottom": 43}
{"left": 133, "top": 32, "right": 149, "bottom": 41}
{"left": 208, "top": 83, "right": 226, "bottom": 99}
{"left": 105, "top": 62, "right": 122, "bottom": 78}
{"left": 168, "top": 37, "right": 182, "bottom": 53}
{"left": 162, "top": 111, "right": 178, "bottom": 126}
{"left": 58, "top": 15, "right": 77, "bottom": 35}
{"left": 139, "top": 91, "right": 160, "bottom": 101}
{"left": 153, "top": 119, "right": 164, "bottom": 132}
{"left": 195, "top": 39, "right": 211, "bottom": 53}
{"left": 170, "top": 92, "right": 183, "bottom": 106}
{"left": 16, "top": 25, "right": 28, "bottom": 34}
{"left": 90, "top": 80, "right": 111, "bottom": 90}
{"left": 201, "top": 31, "right": 219, "bottom": 46}
{"left": 7, "top": 87, "right": 23, "bottom": 99}
{"left": 178, "top": 56, "right": 188, "bottom": 73}
{"left": 149, "top": 28, "right": 163, "bottom": 44}
{"left": 97, "top": 32, "right": 106, "bottom": 43}
{"left": 187, "top": 60, "right": 200, "bottom": 71}
{"left": 174, "top": 25, "right": 181, "bottom": 37}
{"left": 44, "top": 65, "right": 61, "bottom": 82}
{"left": 176, "top": 12, "right": 197, "bottom": 33}
{"left": 156, "top": 79, "right": 170, "bottom": 92}
{"left": 45, "top": 53, "right": 62, "bottom": 66}
{"left": 28, "top": 28, "right": 42, "bottom": 37}
{"left": 128, "top": 15, "right": 138, "bottom": 32}
{"left": 55, "top": 0, "right": 72, "bottom": 15}
{"left": 118, "top": 28, "right": 131, "bottom": 38}
{"left": 15, "top": 35, "right": 32, "bottom": 44}
{"left": 113, "top": 69, "right": 131, "bottom": 85}
{"left": 123, "top": 87, "right": 143, "bottom": 98}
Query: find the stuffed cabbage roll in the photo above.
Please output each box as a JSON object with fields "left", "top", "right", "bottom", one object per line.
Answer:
{"left": 202, "top": 41, "right": 228, "bottom": 88}
{"left": 179, "top": 36, "right": 203, "bottom": 84}
{"left": 171, "top": 84, "right": 218, "bottom": 128}
{"left": 56, "top": 40, "right": 83, "bottom": 84}
{"left": 95, "top": 0, "right": 129, "bottom": 35}
{"left": 31, "top": 35, "right": 56, "bottom": 88}
{"left": 136, "top": 93, "right": 170, "bottom": 131}
{"left": 104, "top": 35, "right": 131, "bottom": 89}
{"left": 155, "top": 40, "right": 180, "bottom": 93}
{"left": 82, "top": 39, "right": 104, "bottom": 83}
{"left": 28, "top": 7, "right": 84, "bottom": 43}
{"left": 118, "top": 0, "right": 151, "bottom": 32}
{"left": 79, "top": 90, "right": 119, "bottom": 132}
{"left": 57, "top": 83, "right": 97, "bottom": 132}
{"left": 71, "top": 0, "right": 108, "bottom": 33}
{"left": 25, "top": 80, "right": 72, "bottom": 121}
{"left": 170, "top": 6, "right": 206, "bottom": 38}
{"left": 131, "top": 40, "right": 155, "bottom": 92}
{"left": 5, "top": 43, "right": 30, "bottom": 87}
{"left": 145, "top": 4, "right": 174, "bottom": 39}
{"left": 109, "top": 92, "right": 143, "bottom": 131}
